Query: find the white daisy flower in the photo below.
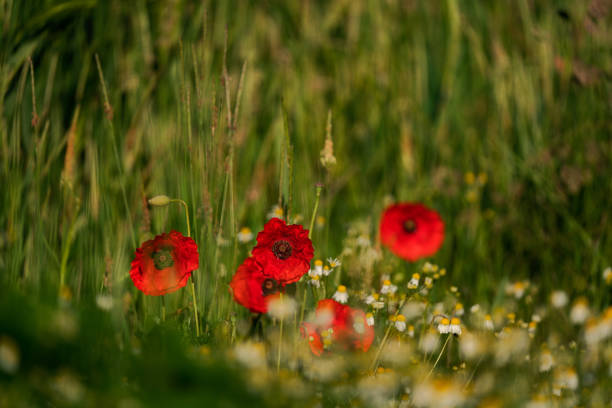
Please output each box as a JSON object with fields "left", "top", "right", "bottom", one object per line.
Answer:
{"left": 322, "top": 265, "right": 332, "bottom": 276}
{"left": 366, "top": 313, "right": 375, "bottom": 327}
{"left": 550, "top": 290, "right": 568, "bottom": 308}
{"left": 454, "top": 303, "right": 464, "bottom": 317}
{"left": 310, "top": 259, "right": 323, "bottom": 277}
{"left": 327, "top": 257, "right": 341, "bottom": 269}
{"left": 449, "top": 318, "right": 462, "bottom": 336}
{"left": 484, "top": 314, "right": 494, "bottom": 331}
{"left": 438, "top": 318, "right": 451, "bottom": 334}
{"left": 365, "top": 293, "right": 378, "bottom": 305}
{"left": 332, "top": 285, "right": 349, "bottom": 304}
{"left": 267, "top": 205, "right": 284, "bottom": 219}
{"left": 394, "top": 315, "right": 407, "bottom": 332}
{"left": 237, "top": 227, "right": 254, "bottom": 243}
{"left": 570, "top": 297, "right": 590, "bottom": 324}
{"left": 407, "top": 273, "right": 420, "bottom": 289}
{"left": 309, "top": 275, "right": 321, "bottom": 288}
{"left": 604, "top": 267, "right": 612, "bottom": 285}
{"left": 380, "top": 280, "right": 397, "bottom": 295}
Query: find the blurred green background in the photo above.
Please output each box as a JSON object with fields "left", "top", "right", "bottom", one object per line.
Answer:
{"left": 1, "top": 0, "right": 610, "bottom": 406}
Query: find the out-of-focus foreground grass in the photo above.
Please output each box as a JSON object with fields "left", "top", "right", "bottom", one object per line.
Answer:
{"left": 0, "top": 0, "right": 610, "bottom": 406}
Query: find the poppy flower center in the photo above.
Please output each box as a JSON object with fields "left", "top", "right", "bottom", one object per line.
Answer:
{"left": 261, "top": 278, "right": 279, "bottom": 296}
{"left": 272, "top": 240, "right": 292, "bottom": 260}
{"left": 403, "top": 219, "right": 417, "bottom": 233}
{"left": 152, "top": 247, "right": 174, "bottom": 270}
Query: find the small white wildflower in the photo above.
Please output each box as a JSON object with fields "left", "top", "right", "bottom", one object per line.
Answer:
{"left": 310, "top": 259, "right": 323, "bottom": 277}
{"left": 308, "top": 275, "right": 321, "bottom": 288}
{"left": 438, "top": 318, "right": 451, "bottom": 334}
{"left": 332, "top": 285, "right": 349, "bottom": 304}
{"left": 356, "top": 235, "right": 370, "bottom": 247}
{"left": 420, "top": 329, "right": 440, "bottom": 353}
{"left": 424, "top": 276, "right": 433, "bottom": 289}
{"left": 407, "top": 325, "right": 414, "bottom": 338}
{"left": 372, "top": 301, "right": 385, "bottom": 310}
{"left": 603, "top": 267, "right": 612, "bottom": 285}
{"left": 365, "top": 293, "right": 379, "bottom": 305}
{"left": 528, "top": 321, "right": 537, "bottom": 337}
{"left": 550, "top": 290, "right": 568, "bottom": 308}
{"left": 484, "top": 314, "right": 495, "bottom": 331}
{"left": 407, "top": 273, "right": 420, "bottom": 289}
{"left": 233, "top": 342, "right": 267, "bottom": 369}
{"left": 394, "top": 315, "right": 407, "bottom": 332}
{"left": 237, "top": 227, "right": 254, "bottom": 243}
{"left": 267, "top": 296, "right": 297, "bottom": 320}
{"left": 531, "top": 313, "right": 542, "bottom": 323}
{"left": 470, "top": 304, "right": 481, "bottom": 314}
{"left": 327, "top": 257, "right": 341, "bottom": 269}
{"left": 95, "top": 294, "right": 113, "bottom": 311}
{"left": 506, "top": 281, "right": 528, "bottom": 299}
{"left": 380, "top": 280, "right": 397, "bottom": 295}
{"left": 554, "top": 367, "right": 578, "bottom": 391}
{"left": 366, "top": 313, "right": 375, "bottom": 327}
{"left": 52, "top": 370, "right": 85, "bottom": 403}
{"left": 422, "top": 262, "right": 437, "bottom": 273}
{"left": 570, "top": 297, "right": 590, "bottom": 324}
{"left": 322, "top": 265, "right": 332, "bottom": 276}
{"left": 0, "top": 336, "right": 19, "bottom": 374}
{"left": 449, "top": 318, "right": 462, "bottom": 336}
{"left": 539, "top": 349, "right": 554, "bottom": 372}
{"left": 454, "top": 303, "right": 464, "bottom": 317}
{"left": 267, "top": 205, "right": 284, "bottom": 219}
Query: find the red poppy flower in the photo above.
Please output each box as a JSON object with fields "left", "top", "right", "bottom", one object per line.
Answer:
{"left": 301, "top": 299, "right": 374, "bottom": 355}
{"left": 379, "top": 203, "right": 444, "bottom": 262}
{"left": 229, "top": 257, "right": 282, "bottom": 314}
{"left": 130, "top": 230, "right": 199, "bottom": 296}
{"left": 251, "top": 218, "right": 314, "bottom": 284}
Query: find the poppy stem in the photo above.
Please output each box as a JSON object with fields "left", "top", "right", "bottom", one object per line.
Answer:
{"left": 190, "top": 279, "right": 200, "bottom": 337}
{"left": 171, "top": 199, "right": 191, "bottom": 238}
{"left": 249, "top": 314, "right": 262, "bottom": 339}
{"left": 308, "top": 184, "right": 323, "bottom": 240}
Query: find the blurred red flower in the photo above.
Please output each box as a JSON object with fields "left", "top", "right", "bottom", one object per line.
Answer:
{"left": 301, "top": 299, "right": 374, "bottom": 355}
{"left": 379, "top": 203, "right": 444, "bottom": 261}
{"left": 251, "top": 218, "right": 314, "bottom": 284}
{"left": 229, "top": 257, "right": 281, "bottom": 314}
{"left": 130, "top": 231, "right": 199, "bottom": 296}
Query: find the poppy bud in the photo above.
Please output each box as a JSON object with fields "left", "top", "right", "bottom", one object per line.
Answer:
{"left": 148, "top": 195, "right": 171, "bottom": 207}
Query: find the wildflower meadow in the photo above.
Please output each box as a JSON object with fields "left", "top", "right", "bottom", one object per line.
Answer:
{"left": 1, "top": 1, "right": 611, "bottom": 407}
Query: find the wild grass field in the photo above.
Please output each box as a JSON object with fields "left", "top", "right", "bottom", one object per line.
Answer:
{"left": 1, "top": 0, "right": 611, "bottom": 407}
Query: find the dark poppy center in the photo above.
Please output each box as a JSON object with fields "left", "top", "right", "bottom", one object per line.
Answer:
{"left": 272, "top": 240, "right": 292, "bottom": 260}
{"left": 152, "top": 247, "right": 174, "bottom": 270}
{"left": 261, "top": 278, "right": 279, "bottom": 296}
{"left": 403, "top": 219, "right": 417, "bottom": 233}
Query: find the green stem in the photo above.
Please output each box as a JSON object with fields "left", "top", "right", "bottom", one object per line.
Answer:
{"left": 171, "top": 199, "right": 191, "bottom": 238}
{"left": 308, "top": 184, "right": 322, "bottom": 239}
{"left": 425, "top": 334, "right": 451, "bottom": 381}
{"left": 161, "top": 295, "right": 166, "bottom": 322}
{"left": 190, "top": 279, "right": 201, "bottom": 337}
{"left": 169, "top": 198, "right": 198, "bottom": 337}
{"left": 370, "top": 298, "right": 406, "bottom": 374}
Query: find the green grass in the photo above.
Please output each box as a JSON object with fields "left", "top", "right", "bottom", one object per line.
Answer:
{"left": 1, "top": 0, "right": 611, "bottom": 406}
